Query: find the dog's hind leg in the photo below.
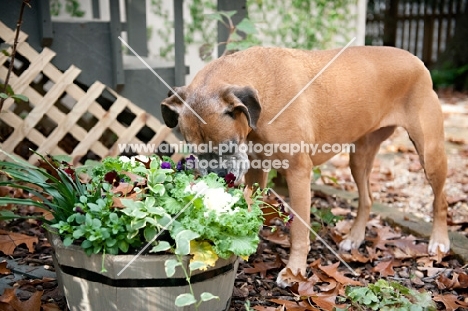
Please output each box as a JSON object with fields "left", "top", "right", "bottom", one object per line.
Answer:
{"left": 404, "top": 91, "right": 450, "bottom": 254}
{"left": 339, "top": 126, "right": 396, "bottom": 251}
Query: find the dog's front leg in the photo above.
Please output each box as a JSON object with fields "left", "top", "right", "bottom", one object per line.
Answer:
{"left": 276, "top": 159, "right": 312, "bottom": 287}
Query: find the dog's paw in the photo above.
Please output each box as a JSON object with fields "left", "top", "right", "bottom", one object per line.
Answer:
{"left": 276, "top": 267, "right": 307, "bottom": 288}
{"left": 428, "top": 235, "right": 450, "bottom": 255}
{"left": 339, "top": 238, "right": 362, "bottom": 252}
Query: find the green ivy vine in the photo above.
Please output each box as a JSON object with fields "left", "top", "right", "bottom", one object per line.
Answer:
{"left": 150, "top": 0, "right": 355, "bottom": 61}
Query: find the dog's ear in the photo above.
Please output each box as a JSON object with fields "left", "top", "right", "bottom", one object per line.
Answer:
{"left": 161, "top": 86, "right": 186, "bottom": 128}
{"left": 224, "top": 86, "right": 261, "bottom": 130}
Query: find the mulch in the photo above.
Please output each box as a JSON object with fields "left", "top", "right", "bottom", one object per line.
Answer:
{"left": 1, "top": 189, "right": 467, "bottom": 311}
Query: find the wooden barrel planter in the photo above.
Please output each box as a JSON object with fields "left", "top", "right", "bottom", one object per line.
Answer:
{"left": 47, "top": 231, "right": 239, "bottom": 311}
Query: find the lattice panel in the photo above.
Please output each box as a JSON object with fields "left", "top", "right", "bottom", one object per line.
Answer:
{"left": 0, "top": 21, "right": 182, "bottom": 165}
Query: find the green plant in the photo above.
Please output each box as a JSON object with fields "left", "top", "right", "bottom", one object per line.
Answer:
{"left": 0, "top": 153, "right": 266, "bottom": 309}
{"left": 200, "top": 10, "right": 258, "bottom": 60}
{"left": 345, "top": 279, "right": 436, "bottom": 311}
{"left": 150, "top": 0, "right": 354, "bottom": 62}
{"left": 50, "top": 0, "right": 85, "bottom": 17}
{"left": 247, "top": 0, "right": 354, "bottom": 50}
{"left": 431, "top": 64, "right": 468, "bottom": 89}
{"left": 0, "top": 151, "right": 85, "bottom": 224}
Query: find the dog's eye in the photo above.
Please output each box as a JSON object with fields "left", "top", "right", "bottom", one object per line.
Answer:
{"left": 225, "top": 110, "right": 235, "bottom": 119}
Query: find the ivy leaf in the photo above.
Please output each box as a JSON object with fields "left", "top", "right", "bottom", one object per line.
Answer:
{"left": 206, "top": 10, "right": 236, "bottom": 22}
{"left": 0, "top": 84, "right": 13, "bottom": 96}
{"left": 150, "top": 241, "right": 171, "bottom": 253}
{"left": 205, "top": 12, "right": 224, "bottom": 22}
{"left": 175, "top": 230, "right": 200, "bottom": 255}
{"left": 143, "top": 226, "right": 157, "bottom": 242}
{"left": 189, "top": 240, "right": 218, "bottom": 270}
{"left": 200, "top": 292, "right": 219, "bottom": 302}
{"left": 0, "top": 93, "right": 8, "bottom": 99}
{"left": 10, "top": 94, "right": 29, "bottom": 102}
{"left": 229, "top": 31, "right": 243, "bottom": 42}
{"left": 189, "top": 261, "right": 206, "bottom": 271}
{"left": 236, "top": 18, "right": 257, "bottom": 35}
{"left": 148, "top": 183, "right": 165, "bottom": 196}
{"left": 175, "top": 293, "right": 197, "bottom": 307}
{"left": 164, "top": 258, "right": 181, "bottom": 277}
{"left": 1, "top": 49, "right": 9, "bottom": 56}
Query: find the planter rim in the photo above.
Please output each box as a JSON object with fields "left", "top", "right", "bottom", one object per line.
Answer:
{"left": 45, "top": 226, "right": 239, "bottom": 282}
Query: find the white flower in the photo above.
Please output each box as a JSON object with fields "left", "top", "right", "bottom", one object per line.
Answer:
{"left": 119, "top": 156, "right": 131, "bottom": 163}
{"left": 184, "top": 180, "right": 209, "bottom": 194}
{"left": 203, "top": 188, "right": 240, "bottom": 215}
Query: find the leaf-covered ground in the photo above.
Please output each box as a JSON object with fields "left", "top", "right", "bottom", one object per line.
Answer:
{"left": 0, "top": 92, "right": 467, "bottom": 310}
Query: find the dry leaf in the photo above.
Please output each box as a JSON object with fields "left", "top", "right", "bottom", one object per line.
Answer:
{"left": 276, "top": 268, "right": 308, "bottom": 285}
{"left": 269, "top": 299, "right": 318, "bottom": 311}
{"left": 310, "top": 292, "right": 337, "bottom": 310}
{"left": 0, "top": 230, "right": 38, "bottom": 255}
{"left": 111, "top": 182, "right": 134, "bottom": 196}
{"left": 318, "top": 262, "right": 361, "bottom": 286}
{"left": 0, "top": 288, "right": 42, "bottom": 311}
{"left": 261, "top": 228, "right": 290, "bottom": 247}
{"left": 42, "top": 303, "right": 63, "bottom": 311}
{"left": 253, "top": 306, "right": 284, "bottom": 311}
{"left": 0, "top": 261, "right": 11, "bottom": 275}
{"left": 340, "top": 249, "right": 370, "bottom": 263}
{"left": 368, "top": 226, "right": 401, "bottom": 250}
{"left": 433, "top": 293, "right": 468, "bottom": 311}
{"left": 297, "top": 276, "right": 319, "bottom": 296}
{"left": 244, "top": 255, "right": 284, "bottom": 278}
{"left": 372, "top": 259, "right": 396, "bottom": 277}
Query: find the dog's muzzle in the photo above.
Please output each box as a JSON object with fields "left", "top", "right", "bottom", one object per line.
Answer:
{"left": 196, "top": 152, "right": 249, "bottom": 182}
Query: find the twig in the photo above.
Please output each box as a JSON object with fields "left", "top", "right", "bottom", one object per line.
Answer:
{"left": 0, "top": 0, "right": 30, "bottom": 113}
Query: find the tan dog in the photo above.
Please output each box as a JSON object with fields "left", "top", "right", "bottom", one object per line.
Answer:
{"left": 161, "top": 46, "right": 450, "bottom": 287}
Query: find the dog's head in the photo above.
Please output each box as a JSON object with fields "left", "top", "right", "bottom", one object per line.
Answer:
{"left": 161, "top": 85, "right": 261, "bottom": 182}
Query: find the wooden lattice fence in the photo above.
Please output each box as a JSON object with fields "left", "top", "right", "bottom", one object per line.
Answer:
{"left": 0, "top": 21, "right": 182, "bottom": 165}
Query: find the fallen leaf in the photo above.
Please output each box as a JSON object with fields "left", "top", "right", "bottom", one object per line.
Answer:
{"left": 340, "top": 249, "right": 370, "bottom": 263}
{"left": 447, "top": 137, "right": 466, "bottom": 145}
{"left": 111, "top": 182, "right": 134, "bottom": 196}
{"left": 0, "top": 288, "right": 42, "bottom": 311}
{"left": 318, "top": 262, "right": 361, "bottom": 286}
{"left": 269, "top": 299, "right": 318, "bottom": 311}
{"left": 433, "top": 293, "right": 468, "bottom": 311}
{"left": 261, "top": 228, "right": 290, "bottom": 247}
{"left": 310, "top": 292, "right": 337, "bottom": 310}
{"left": 244, "top": 255, "right": 284, "bottom": 278}
{"left": 0, "top": 261, "right": 11, "bottom": 275}
{"left": 297, "top": 275, "right": 320, "bottom": 296}
{"left": 0, "top": 230, "right": 38, "bottom": 255}
{"left": 42, "top": 303, "right": 63, "bottom": 311}
{"left": 16, "top": 277, "right": 56, "bottom": 286}
{"left": 368, "top": 226, "right": 401, "bottom": 250}
{"left": 253, "top": 306, "right": 283, "bottom": 311}
{"left": 372, "top": 259, "right": 396, "bottom": 277}
{"left": 417, "top": 267, "right": 447, "bottom": 278}
{"left": 436, "top": 272, "right": 468, "bottom": 290}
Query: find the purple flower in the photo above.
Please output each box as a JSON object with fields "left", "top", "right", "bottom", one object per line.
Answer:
{"left": 74, "top": 206, "right": 85, "bottom": 214}
{"left": 104, "top": 171, "right": 120, "bottom": 186}
{"left": 224, "top": 173, "right": 236, "bottom": 188}
{"left": 161, "top": 161, "right": 171, "bottom": 169}
{"left": 185, "top": 155, "right": 196, "bottom": 170}
{"left": 176, "top": 159, "right": 185, "bottom": 171}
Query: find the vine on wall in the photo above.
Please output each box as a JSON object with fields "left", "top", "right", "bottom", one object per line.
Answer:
{"left": 150, "top": 0, "right": 355, "bottom": 61}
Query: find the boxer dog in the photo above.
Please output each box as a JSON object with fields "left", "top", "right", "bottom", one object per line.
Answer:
{"left": 160, "top": 46, "right": 450, "bottom": 287}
